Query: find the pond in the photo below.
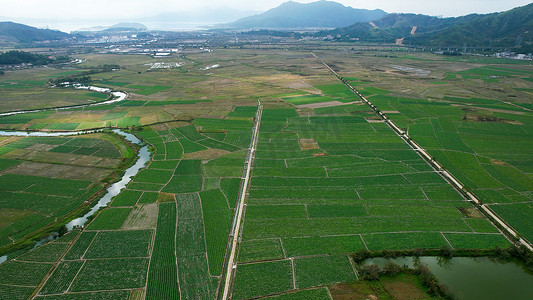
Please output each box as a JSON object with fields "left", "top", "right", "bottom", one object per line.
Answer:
{"left": 363, "top": 256, "right": 533, "bottom": 299}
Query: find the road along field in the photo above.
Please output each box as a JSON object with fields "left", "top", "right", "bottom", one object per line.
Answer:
{"left": 229, "top": 105, "right": 510, "bottom": 299}
{"left": 0, "top": 115, "right": 256, "bottom": 299}
{"left": 311, "top": 50, "right": 533, "bottom": 248}
{"left": 313, "top": 52, "right": 533, "bottom": 251}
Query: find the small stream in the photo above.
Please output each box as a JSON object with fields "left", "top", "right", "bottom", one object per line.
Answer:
{"left": 0, "top": 85, "right": 140, "bottom": 264}
{"left": 0, "top": 86, "right": 127, "bottom": 117}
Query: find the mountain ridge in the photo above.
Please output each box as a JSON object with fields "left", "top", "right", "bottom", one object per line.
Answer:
{"left": 326, "top": 3, "right": 533, "bottom": 49}
{"left": 0, "top": 21, "right": 70, "bottom": 44}
{"left": 226, "top": 0, "right": 388, "bottom": 29}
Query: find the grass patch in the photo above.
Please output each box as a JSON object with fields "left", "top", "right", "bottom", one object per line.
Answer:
{"left": 84, "top": 230, "right": 153, "bottom": 259}
{"left": 233, "top": 260, "right": 294, "bottom": 299}
{"left": 69, "top": 258, "right": 148, "bottom": 292}
{"left": 294, "top": 255, "right": 356, "bottom": 288}
{"left": 86, "top": 208, "right": 132, "bottom": 230}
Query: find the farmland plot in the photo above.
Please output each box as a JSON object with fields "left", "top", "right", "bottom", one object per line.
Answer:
{"left": 0, "top": 133, "right": 131, "bottom": 255}
{"left": 233, "top": 108, "right": 508, "bottom": 298}
{"left": 146, "top": 202, "right": 179, "bottom": 299}
{"left": 0, "top": 230, "right": 81, "bottom": 298}
{"left": 3, "top": 48, "right": 529, "bottom": 300}
{"left": 321, "top": 52, "right": 533, "bottom": 246}
{"left": 136, "top": 118, "right": 251, "bottom": 299}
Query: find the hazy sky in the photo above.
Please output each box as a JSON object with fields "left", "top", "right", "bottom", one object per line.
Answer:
{"left": 0, "top": 0, "right": 531, "bottom": 21}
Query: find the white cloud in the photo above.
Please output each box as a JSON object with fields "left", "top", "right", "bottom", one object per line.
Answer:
{"left": 0, "top": 0, "right": 530, "bottom": 24}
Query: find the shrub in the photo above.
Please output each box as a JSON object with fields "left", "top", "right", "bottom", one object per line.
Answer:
{"left": 383, "top": 262, "right": 401, "bottom": 276}
{"left": 440, "top": 246, "right": 454, "bottom": 258}
{"left": 361, "top": 264, "right": 380, "bottom": 281}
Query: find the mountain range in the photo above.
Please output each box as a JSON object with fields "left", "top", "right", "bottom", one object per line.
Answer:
{"left": 226, "top": 1, "right": 387, "bottom": 29}
{"left": 0, "top": 0, "right": 531, "bottom": 51}
{"left": 326, "top": 2, "right": 533, "bottom": 49}
{"left": 0, "top": 21, "right": 69, "bottom": 44}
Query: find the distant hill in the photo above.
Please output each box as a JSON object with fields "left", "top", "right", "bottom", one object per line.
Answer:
{"left": 145, "top": 7, "right": 259, "bottom": 23}
{"left": 413, "top": 3, "right": 533, "bottom": 48}
{"left": 0, "top": 21, "right": 70, "bottom": 44}
{"left": 327, "top": 3, "right": 533, "bottom": 49}
{"left": 226, "top": 0, "right": 387, "bottom": 29}
{"left": 108, "top": 23, "right": 148, "bottom": 31}
{"left": 328, "top": 14, "right": 473, "bottom": 43}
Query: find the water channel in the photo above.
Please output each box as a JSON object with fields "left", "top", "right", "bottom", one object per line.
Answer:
{"left": 363, "top": 256, "right": 533, "bottom": 299}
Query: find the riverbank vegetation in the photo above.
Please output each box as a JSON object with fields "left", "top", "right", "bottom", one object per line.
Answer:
{"left": 0, "top": 132, "right": 136, "bottom": 257}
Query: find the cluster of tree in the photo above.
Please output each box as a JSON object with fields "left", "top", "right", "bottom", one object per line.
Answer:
{"left": 352, "top": 244, "right": 533, "bottom": 271}
{"left": 514, "top": 44, "right": 533, "bottom": 54}
{"left": 49, "top": 75, "right": 92, "bottom": 86}
{"left": 361, "top": 262, "right": 456, "bottom": 299}
{"left": 442, "top": 51, "right": 462, "bottom": 56}
{"left": 92, "top": 64, "right": 120, "bottom": 72}
{"left": 48, "top": 65, "right": 120, "bottom": 86}
{"left": 0, "top": 70, "right": 4, "bottom": 75}
{"left": 0, "top": 50, "right": 70, "bottom": 66}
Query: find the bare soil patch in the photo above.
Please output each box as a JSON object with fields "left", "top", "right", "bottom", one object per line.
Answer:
{"left": 462, "top": 113, "right": 523, "bottom": 125}
{"left": 381, "top": 278, "right": 429, "bottom": 300}
{"left": 2, "top": 149, "right": 74, "bottom": 165}
{"left": 0, "top": 137, "right": 21, "bottom": 147}
{"left": 329, "top": 283, "right": 378, "bottom": 300}
{"left": 158, "top": 193, "right": 175, "bottom": 203}
{"left": 297, "top": 101, "right": 360, "bottom": 109}
{"left": 95, "top": 157, "right": 121, "bottom": 168}
{"left": 491, "top": 159, "right": 508, "bottom": 166}
{"left": 25, "top": 144, "right": 57, "bottom": 152}
{"left": 313, "top": 152, "right": 328, "bottom": 157}
{"left": 299, "top": 138, "right": 320, "bottom": 150}
{"left": 459, "top": 207, "right": 484, "bottom": 219}
{"left": 0, "top": 208, "right": 30, "bottom": 228}
{"left": 183, "top": 148, "right": 230, "bottom": 161}
{"left": 455, "top": 105, "right": 525, "bottom": 116}
{"left": 122, "top": 203, "right": 158, "bottom": 230}
{"left": 381, "top": 110, "right": 401, "bottom": 114}
{"left": 71, "top": 155, "right": 104, "bottom": 167}
{"left": 6, "top": 161, "right": 109, "bottom": 180}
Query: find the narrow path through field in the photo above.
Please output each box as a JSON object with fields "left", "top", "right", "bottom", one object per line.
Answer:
{"left": 221, "top": 100, "right": 263, "bottom": 300}
{"left": 30, "top": 231, "right": 84, "bottom": 299}
{"left": 311, "top": 52, "right": 533, "bottom": 252}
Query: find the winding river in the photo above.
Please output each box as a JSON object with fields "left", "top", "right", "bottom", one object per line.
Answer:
{"left": 66, "top": 130, "right": 150, "bottom": 230}
{"left": 0, "top": 85, "right": 127, "bottom": 117}
{"left": 0, "top": 85, "right": 150, "bottom": 264}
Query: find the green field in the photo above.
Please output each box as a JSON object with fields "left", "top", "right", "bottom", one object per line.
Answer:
{"left": 0, "top": 47, "right": 531, "bottom": 299}
{"left": 0, "top": 133, "right": 130, "bottom": 256}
